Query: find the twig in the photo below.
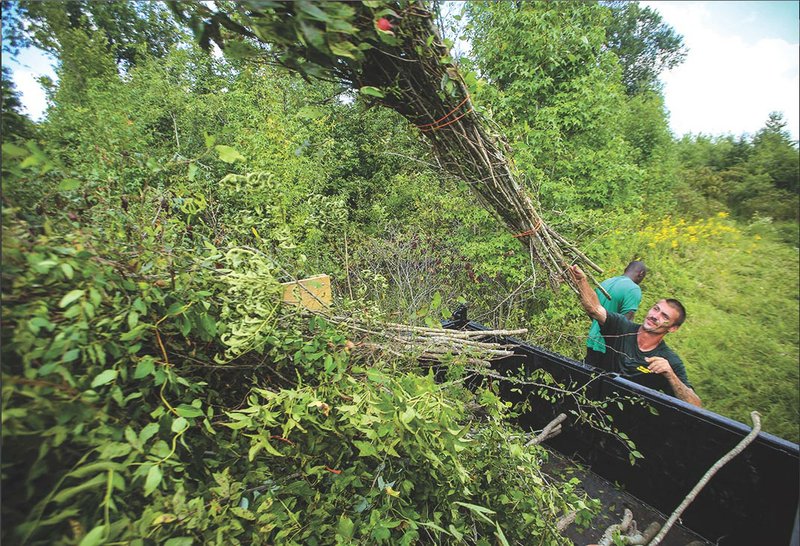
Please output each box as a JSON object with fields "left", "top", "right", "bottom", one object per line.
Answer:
{"left": 525, "top": 413, "right": 567, "bottom": 447}
{"left": 626, "top": 522, "right": 661, "bottom": 545}
{"left": 555, "top": 510, "right": 577, "bottom": 533}
{"left": 646, "top": 411, "right": 762, "bottom": 546}
{"left": 344, "top": 230, "right": 353, "bottom": 300}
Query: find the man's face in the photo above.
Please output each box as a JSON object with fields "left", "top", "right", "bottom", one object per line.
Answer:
{"left": 642, "top": 299, "right": 680, "bottom": 334}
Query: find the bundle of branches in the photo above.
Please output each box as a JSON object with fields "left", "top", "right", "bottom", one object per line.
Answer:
{"left": 170, "top": 0, "right": 606, "bottom": 293}
{"left": 326, "top": 313, "right": 525, "bottom": 367}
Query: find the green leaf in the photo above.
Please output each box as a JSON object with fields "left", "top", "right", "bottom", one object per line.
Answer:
{"left": 417, "top": 521, "right": 452, "bottom": 536}
{"left": 328, "top": 39, "right": 360, "bottom": 60}
{"left": 166, "top": 301, "right": 186, "bottom": 316}
{"left": 78, "top": 524, "right": 108, "bottom": 546}
{"left": 2, "top": 142, "right": 28, "bottom": 158}
{"left": 100, "top": 442, "right": 133, "bottom": 460}
{"left": 28, "top": 317, "right": 54, "bottom": 334}
{"left": 57, "top": 178, "right": 81, "bottom": 191}
{"left": 139, "top": 423, "right": 160, "bottom": 444}
{"left": 59, "top": 289, "right": 85, "bottom": 308}
{"left": 175, "top": 404, "right": 204, "bottom": 418}
{"left": 448, "top": 524, "right": 464, "bottom": 541}
{"left": 327, "top": 18, "right": 358, "bottom": 35}
{"left": 171, "top": 417, "right": 189, "bottom": 433}
{"left": 120, "top": 324, "right": 146, "bottom": 342}
{"left": 91, "top": 369, "right": 118, "bottom": 388}
{"left": 62, "top": 349, "right": 81, "bottom": 363}
{"left": 297, "top": 105, "right": 324, "bottom": 120}
{"left": 53, "top": 474, "right": 106, "bottom": 504}
{"left": 359, "top": 86, "right": 385, "bottom": 98}
{"left": 132, "top": 297, "right": 147, "bottom": 314}
{"left": 353, "top": 440, "right": 379, "bottom": 457}
{"left": 495, "top": 522, "right": 511, "bottom": 546}
{"left": 453, "top": 501, "right": 496, "bottom": 524}
{"left": 60, "top": 263, "right": 75, "bottom": 279}
{"left": 215, "top": 145, "right": 245, "bottom": 163}
{"left": 298, "top": 1, "right": 331, "bottom": 22}
{"left": 204, "top": 132, "right": 216, "bottom": 149}
{"left": 230, "top": 506, "right": 256, "bottom": 520}
{"left": 134, "top": 357, "right": 155, "bottom": 379}
{"left": 144, "top": 465, "right": 162, "bottom": 496}
{"left": 400, "top": 407, "right": 415, "bottom": 424}
{"left": 127, "top": 311, "right": 139, "bottom": 329}
{"left": 299, "top": 21, "right": 326, "bottom": 50}
{"left": 337, "top": 515, "right": 355, "bottom": 539}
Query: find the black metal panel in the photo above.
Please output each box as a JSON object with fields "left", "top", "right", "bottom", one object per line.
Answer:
{"left": 453, "top": 320, "right": 800, "bottom": 546}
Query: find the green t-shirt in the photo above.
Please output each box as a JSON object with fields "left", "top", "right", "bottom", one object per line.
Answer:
{"left": 600, "top": 311, "right": 692, "bottom": 389}
{"left": 586, "top": 275, "right": 642, "bottom": 353}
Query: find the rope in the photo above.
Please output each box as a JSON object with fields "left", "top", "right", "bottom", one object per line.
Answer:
{"left": 419, "top": 107, "right": 474, "bottom": 132}
{"left": 513, "top": 219, "right": 543, "bottom": 239}
{"left": 415, "top": 95, "right": 471, "bottom": 129}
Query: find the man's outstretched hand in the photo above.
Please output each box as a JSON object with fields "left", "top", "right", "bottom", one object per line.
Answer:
{"left": 569, "top": 264, "right": 586, "bottom": 282}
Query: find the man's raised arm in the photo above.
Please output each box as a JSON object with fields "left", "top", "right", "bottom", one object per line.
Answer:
{"left": 569, "top": 265, "right": 608, "bottom": 325}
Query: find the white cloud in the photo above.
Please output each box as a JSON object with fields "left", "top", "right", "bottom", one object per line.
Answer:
{"left": 3, "top": 46, "right": 57, "bottom": 121}
{"left": 643, "top": 1, "right": 799, "bottom": 140}
{"left": 11, "top": 70, "right": 50, "bottom": 121}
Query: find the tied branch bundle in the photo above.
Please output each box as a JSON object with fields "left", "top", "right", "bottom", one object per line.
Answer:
{"left": 357, "top": 2, "right": 605, "bottom": 292}
{"left": 328, "top": 314, "right": 524, "bottom": 367}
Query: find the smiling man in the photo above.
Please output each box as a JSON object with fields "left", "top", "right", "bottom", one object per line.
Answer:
{"left": 570, "top": 265, "right": 702, "bottom": 407}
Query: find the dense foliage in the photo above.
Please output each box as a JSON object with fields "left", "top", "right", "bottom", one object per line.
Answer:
{"left": 2, "top": 0, "right": 798, "bottom": 544}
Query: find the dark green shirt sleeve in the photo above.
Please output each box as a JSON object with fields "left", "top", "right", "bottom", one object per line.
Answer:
{"left": 600, "top": 311, "right": 634, "bottom": 337}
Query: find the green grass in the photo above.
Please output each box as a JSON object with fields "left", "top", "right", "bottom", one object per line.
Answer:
{"left": 636, "top": 219, "right": 799, "bottom": 442}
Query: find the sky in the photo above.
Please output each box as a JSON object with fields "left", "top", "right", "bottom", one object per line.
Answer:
{"left": 640, "top": 0, "right": 799, "bottom": 140}
{"left": 3, "top": 1, "right": 799, "bottom": 141}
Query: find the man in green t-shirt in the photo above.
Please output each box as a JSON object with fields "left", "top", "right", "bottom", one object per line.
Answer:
{"left": 585, "top": 261, "right": 647, "bottom": 371}
{"left": 570, "top": 265, "right": 702, "bottom": 408}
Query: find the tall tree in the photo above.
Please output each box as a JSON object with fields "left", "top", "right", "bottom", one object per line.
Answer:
{"left": 604, "top": 1, "right": 687, "bottom": 96}
{"left": 750, "top": 112, "right": 799, "bottom": 193}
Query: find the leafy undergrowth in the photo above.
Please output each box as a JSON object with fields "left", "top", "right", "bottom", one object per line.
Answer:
{"left": 1, "top": 206, "right": 598, "bottom": 545}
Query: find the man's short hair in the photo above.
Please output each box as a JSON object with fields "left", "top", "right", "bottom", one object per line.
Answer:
{"left": 625, "top": 260, "right": 647, "bottom": 275}
{"left": 665, "top": 298, "right": 686, "bottom": 326}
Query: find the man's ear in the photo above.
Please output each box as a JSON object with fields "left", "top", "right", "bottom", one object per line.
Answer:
{"left": 668, "top": 324, "right": 680, "bottom": 333}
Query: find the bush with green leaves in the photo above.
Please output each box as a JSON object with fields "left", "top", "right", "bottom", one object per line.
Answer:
{"left": 2, "top": 143, "right": 600, "bottom": 544}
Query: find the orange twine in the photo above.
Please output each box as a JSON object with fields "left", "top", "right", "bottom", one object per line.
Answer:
{"left": 513, "top": 220, "right": 543, "bottom": 239}
{"left": 415, "top": 95, "right": 471, "bottom": 131}
{"left": 419, "top": 108, "right": 474, "bottom": 132}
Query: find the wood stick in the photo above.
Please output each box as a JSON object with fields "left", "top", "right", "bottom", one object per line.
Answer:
{"left": 525, "top": 413, "right": 567, "bottom": 447}
{"left": 646, "top": 411, "right": 762, "bottom": 546}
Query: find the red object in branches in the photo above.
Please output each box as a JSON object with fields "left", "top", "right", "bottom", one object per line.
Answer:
{"left": 376, "top": 17, "right": 393, "bottom": 31}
